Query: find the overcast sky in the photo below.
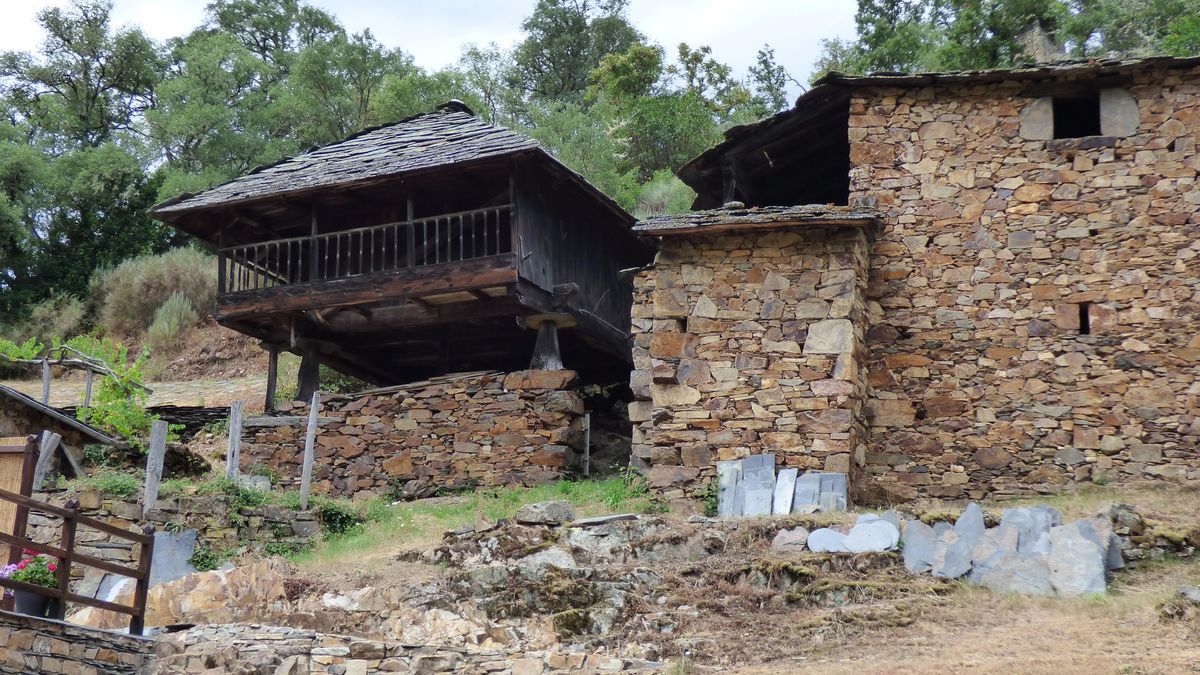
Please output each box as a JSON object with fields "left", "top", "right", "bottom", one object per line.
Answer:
{"left": 1, "top": 0, "right": 858, "bottom": 92}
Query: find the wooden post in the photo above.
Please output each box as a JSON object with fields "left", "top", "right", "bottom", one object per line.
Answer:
{"left": 129, "top": 523, "right": 155, "bottom": 636}
{"left": 264, "top": 346, "right": 279, "bottom": 412}
{"left": 297, "top": 350, "right": 320, "bottom": 403}
{"left": 299, "top": 391, "right": 319, "bottom": 511}
{"left": 3, "top": 435, "right": 38, "bottom": 614}
{"left": 142, "top": 421, "right": 168, "bottom": 518}
{"left": 309, "top": 203, "right": 320, "bottom": 280}
{"left": 54, "top": 497, "right": 78, "bottom": 621}
{"left": 530, "top": 321, "right": 564, "bottom": 370}
{"left": 31, "top": 432, "right": 62, "bottom": 492}
{"left": 583, "top": 413, "right": 591, "bottom": 478}
{"left": 226, "top": 400, "right": 244, "bottom": 481}
{"left": 83, "top": 369, "right": 94, "bottom": 408}
{"left": 41, "top": 359, "right": 50, "bottom": 405}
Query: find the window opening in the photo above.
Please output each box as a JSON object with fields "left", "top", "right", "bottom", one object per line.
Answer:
{"left": 1053, "top": 94, "right": 1101, "bottom": 139}
{"left": 1078, "top": 302, "right": 1092, "bottom": 335}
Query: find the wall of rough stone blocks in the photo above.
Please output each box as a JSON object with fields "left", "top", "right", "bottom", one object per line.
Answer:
{"left": 629, "top": 226, "right": 873, "bottom": 499}
{"left": 242, "top": 370, "right": 586, "bottom": 499}
{"left": 26, "top": 489, "right": 319, "bottom": 597}
{"left": 0, "top": 609, "right": 152, "bottom": 674}
{"left": 849, "top": 65, "right": 1200, "bottom": 500}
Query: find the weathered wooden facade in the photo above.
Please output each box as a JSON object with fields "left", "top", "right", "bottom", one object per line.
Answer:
{"left": 152, "top": 102, "right": 652, "bottom": 395}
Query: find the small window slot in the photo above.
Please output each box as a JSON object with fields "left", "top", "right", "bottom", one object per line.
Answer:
{"left": 1053, "top": 94, "right": 1101, "bottom": 139}
{"left": 1078, "top": 301, "right": 1092, "bottom": 335}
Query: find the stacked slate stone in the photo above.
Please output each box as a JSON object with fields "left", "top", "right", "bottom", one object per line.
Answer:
{"left": 716, "top": 454, "right": 848, "bottom": 516}
{"left": 901, "top": 503, "right": 1124, "bottom": 596}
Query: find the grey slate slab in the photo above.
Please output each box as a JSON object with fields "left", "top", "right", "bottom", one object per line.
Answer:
{"left": 772, "top": 468, "right": 798, "bottom": 515}
{"left": 149, "top": 529, "right": 200, "bottom": 587}
{"left": 902, "top": 519, "right": 937, "bottom": 573}
{"left": 716, "top": 459, "right": 743, "bottom": 517}
{"left": 792, "top": 472, "right": 820, "bottom": 510}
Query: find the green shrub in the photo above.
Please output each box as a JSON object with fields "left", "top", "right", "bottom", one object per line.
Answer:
{"left": 146, "top": 292, "right": 199, "bottom": 354}
{"left": 92, "top": 247, "right": 216, "bottom": 337}
{"left": 314, "top": 497, "right": 363, "bottom": 536}
{"left": 188, "top": 545, "right": 224, "bottom": 572}
{"left": 318, "top": 364, "right": 368, "bottom": 394}
{"left": 23, "top": 293, "right": 87, "bottom": 343}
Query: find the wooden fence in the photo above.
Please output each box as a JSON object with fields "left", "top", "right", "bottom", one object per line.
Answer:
{"left": 0, "top": 487, "right": 155, "bottom": 635}
{"left": 218, "top": 205, "right": 514, "bottom": 294}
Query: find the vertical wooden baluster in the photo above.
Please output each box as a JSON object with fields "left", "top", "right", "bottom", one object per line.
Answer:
{"left": 218, "top": 250, "right": 226, "bottom": 293}
{"left": 55, "top": 497, "right": 78, "bottom": 621}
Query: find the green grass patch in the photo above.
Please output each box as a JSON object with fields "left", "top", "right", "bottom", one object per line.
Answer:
{"left": 291, "top": 477, "right": 660, "bottom": 568}
{"left": 65, "top": 468, "right": 142, "bottom": 499}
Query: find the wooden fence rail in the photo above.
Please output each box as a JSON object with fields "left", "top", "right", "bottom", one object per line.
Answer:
{"left": 0, "top": 486, "right": 154, "bottom": 635}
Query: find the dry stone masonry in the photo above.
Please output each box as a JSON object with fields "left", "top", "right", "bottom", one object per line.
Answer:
{"left": 632, "top": 59, "right": 1200, "bottom": 503}
{"left": 629, "top": 207, "right": 878, "bottom": 500}
{"left": 0, "top": 609, "right": 152, "bottom": 674}
{"left": 244, "top": 370, "right": 585, "bottom": 499}
{"left": 853, "top": 63, "right": 1200, "bottom": 500}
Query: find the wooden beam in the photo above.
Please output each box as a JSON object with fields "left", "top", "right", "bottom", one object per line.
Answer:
{"left": 215, "top": 254, "right": 518, "bottom": 321}
{"left": 265, "top": 346, "right": 279, "bottom": 412}
{"left": 299, "top": 392, "right": 319, "bottom": 511}
{"left": 142, "top": 421, "right": 168, "bottom": 518}
{"left": 297, "top": 350, "right": 320, "bottom": 402}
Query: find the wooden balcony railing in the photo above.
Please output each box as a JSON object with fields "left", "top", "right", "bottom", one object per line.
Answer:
{"left": 219, "top": 205, "right": 514, "bottom": 295}
{"left": 0, "top": 487, "right": 154, "bottom": 635}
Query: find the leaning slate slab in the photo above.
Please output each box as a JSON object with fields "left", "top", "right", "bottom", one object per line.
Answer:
{"left": 818, "top": 472, "right": 848, "bottom": 512}
{"left": 967, "top": 525, "right": 1020, "bottom": 583}
{"left": 934, "top": 503, "right": 986, "bottom": 579}
{"left": 716, "top": 459, "right": 743, "bottom": 517}
{"left": 741, "top": 456, "right": 776, "bottom": 517}
{"left": 1001, "top": 505, "right": 1062, "bottom": 554}
{"left": 1048, "top": 521, "right": 1107, "bottom": 596}
{"left": 149, "top": 529, "right": 200, "bottom": 588}
{"left": 902, "top": 519, "right": 937, "bottom": 573}
{"left": 772, "top": 467, "right": 798, "bottom": 515}
{"left": 807, "top": 527, "right": 851, "bottom": 553}
{"left": 792, "top": 472, "right": 821, "bottom": 510}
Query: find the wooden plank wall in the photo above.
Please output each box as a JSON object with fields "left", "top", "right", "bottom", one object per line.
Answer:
{"left": 0, "top": 437, "right": 28, "bottom": 563}
{"left": 514, "top": 162, "right": 651, "bottom": 332}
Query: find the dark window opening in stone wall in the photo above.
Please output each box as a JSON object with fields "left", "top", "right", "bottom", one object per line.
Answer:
{"left": 1078, "top": 301, "right": 1092, "bottom": 335}
{"left": 1053, "top": 94, "right": 1102, "bottom": 138}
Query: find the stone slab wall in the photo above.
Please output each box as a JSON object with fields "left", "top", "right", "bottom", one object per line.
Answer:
{"left": 243, "top": 371, "right": 585, "bottom": 499}
{"left": 629, "top": 226, "right": 873, "bottom": 499}
{"left": 849, "top": 65, "right": 1200, "bottom": 500}
{"left": 26, "top": 489, "right": 318, "bottom": 597}
{"left": 0, "top": 610, "right": 151, "bottom": 674}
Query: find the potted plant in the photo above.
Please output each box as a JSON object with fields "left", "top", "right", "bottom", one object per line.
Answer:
{"left": 1, "top": 549, "right": 60, "bottom": 618}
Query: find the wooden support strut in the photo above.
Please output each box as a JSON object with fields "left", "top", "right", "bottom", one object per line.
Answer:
{"left": 297, "top": 350, "right": 321, "bottom": 403}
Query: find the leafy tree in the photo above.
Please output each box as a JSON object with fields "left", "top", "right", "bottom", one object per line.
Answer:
{"left": 204, "top": 0, "right": 341, "bottom": 75}
{"left": 525, "top": 100, "right": 639, "bottom": 208}
{"left": 0, "top": 0, "right": 161, "bottom": 148}
{"left": 278, "top": 30, "right": 411, "bottom": 148}
{"left": 748, "top": 45, "right": 795, "bottom": 114}
{"left": 458, "top": 43, "right": 524, "bottom": 126}
{"left": 512, "top": 0, "right": 642, "bottom": 101}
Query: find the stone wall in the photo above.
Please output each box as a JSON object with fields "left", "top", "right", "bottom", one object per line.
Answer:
{"left": 629, "top": 225, "right": 874, "bottom": 499}
{"left": 849, "top": 65, "right": 1200, "bottom": 499}
{"left": 0, "top": 610, "right": 152, "bottom": 674}
{"left": 243, "top": 370, "right": 585, "bottom": 499}
{"left": 27, "top": 489, "right": 319, "bottom": 596}
{"left": 152, "top": 623, "right": 657, "bottom": 674}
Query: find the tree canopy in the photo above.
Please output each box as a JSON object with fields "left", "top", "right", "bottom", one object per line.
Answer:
{"left": 2, "top": 0, "right": 1198, "bottom": 323}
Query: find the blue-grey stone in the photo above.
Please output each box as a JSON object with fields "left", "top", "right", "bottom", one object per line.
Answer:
{"left": 771, "top": 526, "right": 809, "bottom": 551}
{"left": 807, "top": 527, "right": 850, "bottom": 553}
{"left": 934, "top": 503, "right": 986, "bottom": 579}
{"left": 881, "top": 510, "right": 901, "bottom": 529}
{"left": 772, "top": 468, "right": 798, "bottom": 515}
{"left": 967, "top": 525, "right": 1020, "bottom": 583}
{"left": 1000, "top": 505, "right": 1062, "bottom": 553}
{"left": 902, "top": 519, "right": 937, "bottom": 573}
{"left": 844, "top": 520, "right": 899, "bottom": 553}
{"left": 818, "top": 473, "right": 848, "bottom": 511}
{"left": 741, "top": 457, "right": 776, "bottom": 517}
{"left": 976, "top": 553, "right": 1054, "bottom": 596}
{"left": 1048, "top": 521, "right": 1108, "bottom": 596}
{"left": 932, "top": 521, "right": 953, "bottom": 536}
{"left": 716, "top": 460, "right": 742, "bottom": 517}
{"left": 792, "top": 472, "right": 820, "bottom": 510}
{"left": 149, "top": 529, "right": 199, "bottom": 587}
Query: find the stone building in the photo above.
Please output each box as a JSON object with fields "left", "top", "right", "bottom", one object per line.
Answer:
{"left": 631, "top": 56, "right": 1200, "bottom": 502}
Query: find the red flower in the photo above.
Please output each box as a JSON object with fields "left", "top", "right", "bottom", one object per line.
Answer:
{"left": 48, "top": 564, "right": 57, "bottom": 572}
{"left": 16, "top": 561, "right": 27, "bottom": 570}
{"left": 22, "top": 548, "right": 35, "bottom": 555}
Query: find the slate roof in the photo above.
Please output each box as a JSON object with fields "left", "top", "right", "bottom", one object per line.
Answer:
{"left": 152, "top": 101, "right": 542, "bottom": 216}
{"left": 635, "top": 204, "right": 881, "bottom": 237}
{"left": 680, "top": 55, "right": 1200, "bottom": 195}
{"left": 0, "top": 385, "right": 122, "bottom": 445}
